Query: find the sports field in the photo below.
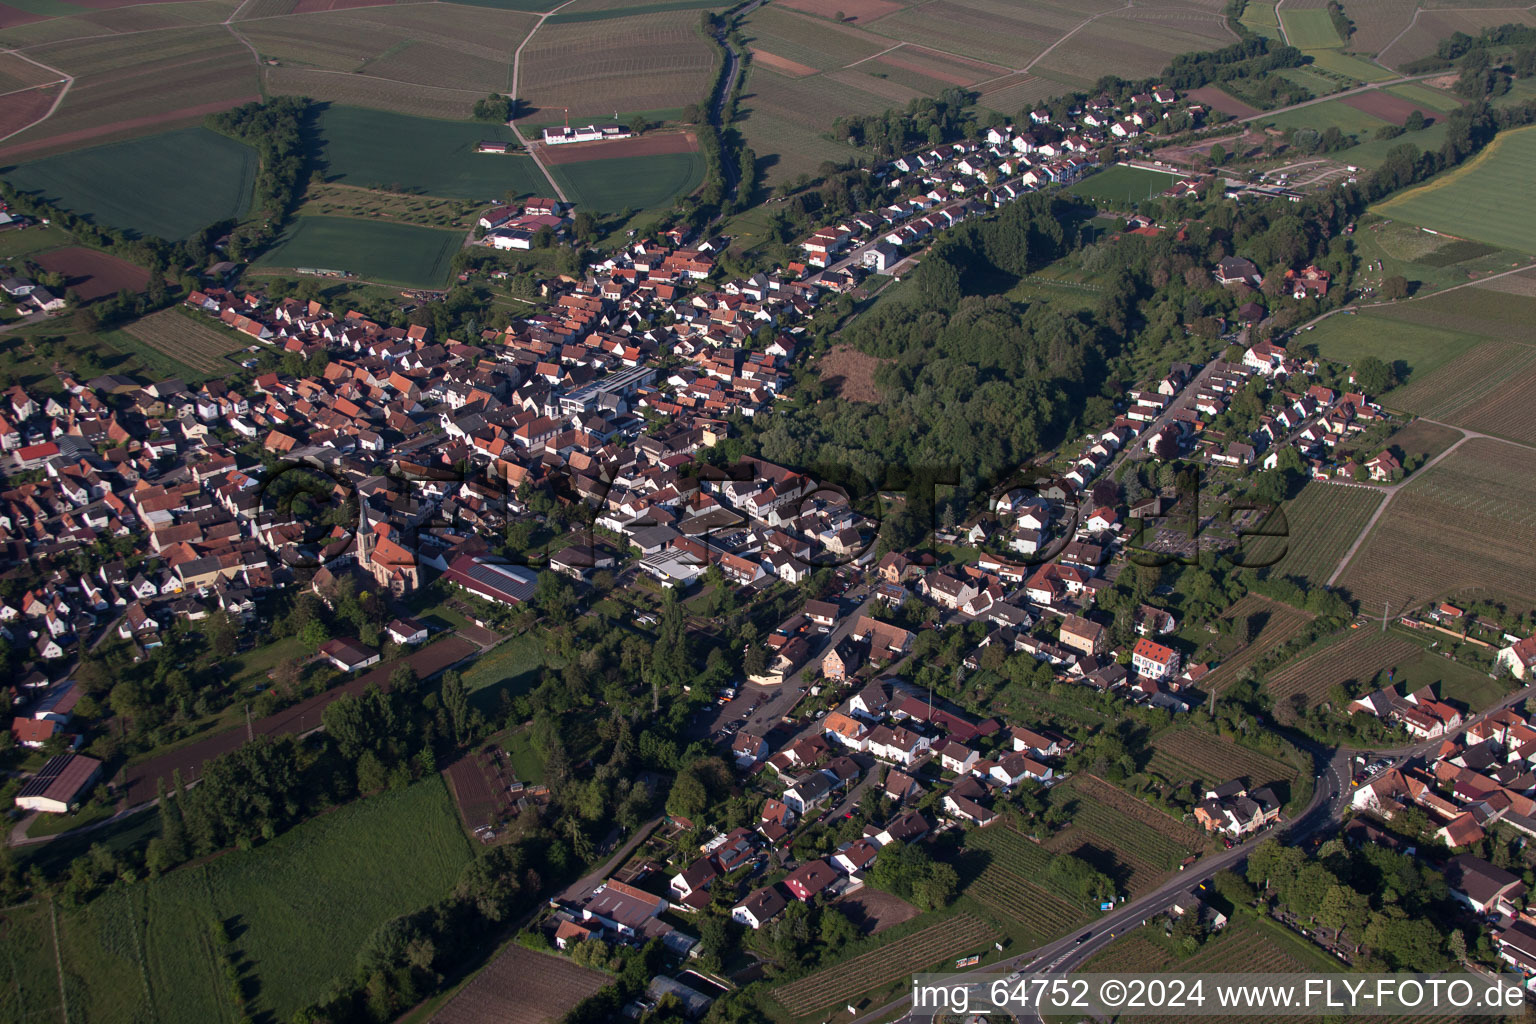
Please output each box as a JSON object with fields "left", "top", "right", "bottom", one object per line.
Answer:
{"left": 49, "top": 778, "right": 473, "bottom": 1024}
{"left": 547, "top": 149, "right": 705, "bottom": 212}
{"left": 1373, "top": 125, "right": 1536, "bottom": 254}
{"left": 1068, "top": 164, "right": 1181, "bottom": 204}
{"left": 2, "top": 125, "right": 256, "bottom": 239}
{"left": 1279, "top": 7, "right": 1342, "bottom": 49}
{"left": 256, "top": 216, "right": 462, "bottom": 288}
{"left": 311, "top": 106, "right": 546, "bottom": 199}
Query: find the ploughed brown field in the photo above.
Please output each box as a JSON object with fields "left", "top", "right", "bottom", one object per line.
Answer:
{"left": 0, "top": 84, "right": 62, "bottom": 141}
{"left": 776, "top": 0, "right": 905, "bottom": 24}
{"left": 1187, "top": 84, "right": 1260, "bottom": 118}
{"left": 1338, "top": 89, "right": 1436, "bottom": 126}
{"left": 752, "top": 48, "right": 819, "bottom": 77}
{"left": 536, "top": 130, "right": 699, "bottom": 165}
{"left": 32, "top": 246, "right": 149, "bottom": 300}
{"left": 430, "top": 945, "right": 608, "bottom": 1024}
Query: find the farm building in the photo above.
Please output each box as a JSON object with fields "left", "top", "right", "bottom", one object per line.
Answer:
{"left": 442, "top": 554, "right": 538, "bottom": 606}
{"left": 16, "top": 753, "right": 102, "bottom": 813}
{"left": 542, "top": 124, "right": 632, "bottom": 145}
{"left": 319, "top": 638, "right": 381, "bottom": 672}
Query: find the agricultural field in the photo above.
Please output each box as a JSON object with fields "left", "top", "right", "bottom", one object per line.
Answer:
{"left": 432, "top": 945, "right": 609, "bottom": 1024}
{"left": 3, "top": 126, "right": 256, "bottom": 239}
{"left": 52, "top": 778, "right": 473, "bottom": 1024}
{"left": 1196, "top": 595, "right": 1314, "bottom": 694}
{"left": 1146, "top": 728, "right": 1301, "bottom": 794}
{"left": 1085, "top": 913, "right": 1333, "bottom": 985}
{"left": 0, "top": 26, "right": 259, "bottom": 160}
{"left": 965, "top": 859, "right": 1087, "bottom": 931}
{"left": 1239, "top": 0, "right": 1280, "bottom": 39}
{"left": 122, "top": 308, "right": 241, "bottom": 376}
{"left": 1068, "top": 164, "right": 1183, "bottom": 205}
{"left": 1279, "top": 7, "right": 1341, "bottom": 49}
{"left": 1337, "top": 120, "right": 1449, "bottom": 169}
{"left": 546, "top": 149, "right": 705, "bottom": 213}
{"left": 1373, "top": 125, "right": 1536, "bottom": 254}
{"left": 771, "top": 915, "right": 998, "bottom": 1016}
{"left": 254, "top": 216, "right": 461, "bottom": 288}
{"left": 1386, "top": 418, "right": 1462, "bottom": 465}
{"left": 1031, "top": 10, "right": 1233, "bottom": 88}
{"left": 861, "top": 0, "right": 1102, "bottom": 71}
{"left": 1386, "top": 82, "right": 1462, "bottom": 112}
{"left": 1265, "top": 628, "right": 1416, "bottom": 711}
{"left": 1336, "top": 438, "right": 1536, "bottom": 613}
{"left": 311, "top": 106, "right": 546, "bottom": 200}
{"left": 1238, "top": 482, "right": 1384, "bottom": 585}
{"left": 0, "top": 902, "right": 62, "bottom": 1022}
{"left": 743, "top": 5, "right": 889, "bottom": 71}
{"left": 31, "top": 246, "right": 149, "bottom": 300}
{"left": 1383, "top": 340, "right": 1536, "bottom": 432}
{"left": 1305, "top": 48, "right": 1395, "bottom": 81}
{"left": 238, "top": 1, "right": 532, "bottom": 98}
{"left": 735, "top": 0, "right": 1230, "bottom": 175}
{"left": 263, "top": 67, "right": 484, "bottom": 121}
{"left": 1050, "top": 774, "right": 1208, "bottom": 869}
{"left": 1379, "top": 6, "right": 1536, "bottom": 68}
{"left": 301, "top": 183, "right": 481, "bottom": 228}
{"left": 515, "top": 9, "right": 718, "bottom": 123}
{"left": 1345, "top": 216, "right": 1523, "bottom": 294}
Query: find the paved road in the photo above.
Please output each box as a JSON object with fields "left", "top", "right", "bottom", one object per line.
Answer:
{"left": 557, "top": 816, "right": 663, "bottom": 902}
{"left": 697, "top": 585, "right": 878, "bottom": 742}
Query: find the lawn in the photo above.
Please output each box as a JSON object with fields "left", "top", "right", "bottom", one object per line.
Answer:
{"left": 54, "top": 778, "right": 474, "bottom": 1024}
{"left": 1339, "top": 120, "right": 1449, "bottom": 170}
{"left": 1259, "top": 99, "right": 1389, "bottom": 137}
{"left": 1385, "top": 82, "right": 1463, "bottom": 112}
{"left": 0, "top": 222, "right": 71, "bottom": 259}
{"left": 546, "top": 150, "right": 706, "bottom": 213}
{"left": 311, "top": 105, "right": 547, "bottom": 200}
{"left": 1, "top": 126, "right": 257, "bottom": 240}
{"left": 255, "top": 217, "right": 462, "bottom": 288}
{"left": 1279, "top": 7, "right": 1342, "bottom": 49}
{"left": 459, "top": 631, "right": 546, "bottom": 710}
{"left": 1299, "top": 310, "right": 1483, "bottom": 383}
{"left": 1373, "top": 124, "right": 1536, "bottom": 254}
{"left": 1239, "top": 0, "right": 1281, "bottom": 40}
{"left": 1305, "top": 49, "right": 1395, "bottom": 82}
{"left": 24, "top": 801, "right": 112, "bottom": 838}
{"left": 1067, "top": 164, "right": 1183, "bottom": 205}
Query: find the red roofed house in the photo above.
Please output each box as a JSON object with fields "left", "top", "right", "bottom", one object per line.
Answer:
{"left": 783, "top": 858, "right": 839, "bottom": 901}
{"left": 1498, "top": 634, "right": 1536, "bottom": 680}
{"left": 1131, "top": 638, "right": 1180, "bottom": 681}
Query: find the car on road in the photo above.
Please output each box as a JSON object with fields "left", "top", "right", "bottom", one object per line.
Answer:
{"left": 1075, "top": 932, "right": 1091, "bottom": 944}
